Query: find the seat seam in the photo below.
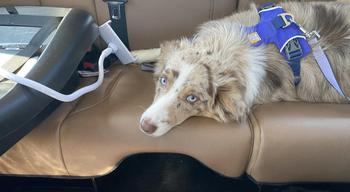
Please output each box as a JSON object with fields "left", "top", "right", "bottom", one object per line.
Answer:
{"left": 245, "top": 113, "right": 255, "bottom": 171}
{"left": 57, "top": 67, "right": 125, "bottom": 175}
{"left": 210, "top": 0, "right": 214, "bottom": 20}
{"left": 246, "top": 109, "right": 262, "bottom": 177}
{"left": 87, "top": 0, "right": 99, "bottom": 25}
{"left": 92, "top": 0, "right": 100, "bottom": 25}
{"left": 58, "top": 67, "right": 131, "bottom": 176}
{"left": 57, "top": 102, "right": 80, "bottom": 176}
{"left": 68, "top": 68, "right": 125, "bottom": 117}
{"left": 234, "top": 0, "right": 239, "bottom": 11}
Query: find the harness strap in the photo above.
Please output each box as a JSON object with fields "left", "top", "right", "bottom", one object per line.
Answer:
{"left": 288, "top": 59, "right": 301, "bottom": 85}
{"left": 245, "top": 3, "right": 311, "bottom": 85}
{"left": 284, "top": 38, "right": 303, "bottom": 85}
{"left": 310, "top": 38, "right": 350, "bottom": 101}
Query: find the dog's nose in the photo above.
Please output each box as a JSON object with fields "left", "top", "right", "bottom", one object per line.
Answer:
{"left": 141, "top": 118, "right": 158, "bottom": 134}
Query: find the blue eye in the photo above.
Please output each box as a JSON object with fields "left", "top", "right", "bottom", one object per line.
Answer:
{"left": 160, "top": 76, "right": 167, "bottom": 86}
{"left": 186, "top": 95, "right": 198, "bottom": 103}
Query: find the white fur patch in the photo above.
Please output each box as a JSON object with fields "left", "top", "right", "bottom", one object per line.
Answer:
{"left": 140, "top": 57, "right": 196, "bottom": 137}
{"left": 244, "top": 47, "right": 267, "bottom": 106}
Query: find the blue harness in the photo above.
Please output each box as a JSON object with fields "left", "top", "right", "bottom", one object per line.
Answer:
{"left": 240, "top": 3, "right": 349, "bottom": 100}
{"left": 244, "top": 3, "right": 312, "bottom": 85}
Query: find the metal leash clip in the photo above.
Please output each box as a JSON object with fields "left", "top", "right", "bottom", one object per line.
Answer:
{"left": 290, "top": 19, "right": 320, "bottom": 39}
{"left": 299, "top": 25, "right": 320, "bottom": 39}
{"left": 306, "top": 30, "right": 320, "bottom": 39}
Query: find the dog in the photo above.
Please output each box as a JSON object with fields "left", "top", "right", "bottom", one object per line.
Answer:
{"left": 134, "top": 1, "right": 350, "bottom": 137}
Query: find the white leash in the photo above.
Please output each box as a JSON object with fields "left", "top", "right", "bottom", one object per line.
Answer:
{"left": 309, "top": 37, "right": 350, "bottom": 101}
{"left": 292, "top": 19, "right": 350, "bottom": 101}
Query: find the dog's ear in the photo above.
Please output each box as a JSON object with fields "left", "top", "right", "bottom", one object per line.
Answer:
{"left": 205, "top": 76, "right": 248, "bottom": 123}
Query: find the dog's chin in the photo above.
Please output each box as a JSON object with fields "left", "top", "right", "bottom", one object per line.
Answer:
{"left": 138, "top": 124, "right": 174, "bottom": 137}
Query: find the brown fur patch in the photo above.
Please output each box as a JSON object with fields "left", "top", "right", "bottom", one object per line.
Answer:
{"left": 203, "top": 64, "right": 214, "bottom": 97}
{"left": 266, "top": 71, "right": 282, "bottom": 89}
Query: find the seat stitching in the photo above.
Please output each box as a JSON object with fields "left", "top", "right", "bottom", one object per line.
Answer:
{"left": 57, "top": 102, "right": 80, "bottom": 176}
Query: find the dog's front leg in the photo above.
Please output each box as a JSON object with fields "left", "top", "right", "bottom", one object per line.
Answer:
{"left": 132, "top": 48, "right": 161, "bottom": 64}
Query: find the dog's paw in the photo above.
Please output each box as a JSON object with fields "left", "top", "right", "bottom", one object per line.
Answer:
{"left": 132, "top": 48, "right": 161, "bottom": 64}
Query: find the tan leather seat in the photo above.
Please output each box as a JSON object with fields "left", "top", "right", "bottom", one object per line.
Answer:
{"left": 0, "top": 0, "right": 246, "bottom": 177}
{"left": 248, "top": 103, "right": 350, "bottom": 183}
{"left": 0, "top": 65, "right": 252, "bottom": 177}
{"left": 2, "top": 0, "right": 350, "bottom": 185}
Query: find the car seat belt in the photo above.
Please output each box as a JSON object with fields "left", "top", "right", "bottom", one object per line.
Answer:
{"left": 0, "top": 14, "right": 61, "bottom": 82}
{"left": 104, "top": 0, "right": 130, "bottom": 49}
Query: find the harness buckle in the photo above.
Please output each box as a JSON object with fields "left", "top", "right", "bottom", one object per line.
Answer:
{"left": 278, "top": 13, "right": 294, "bottom": 28}
{"left": 284, "top": 38, "right": 303, "bottom": 61}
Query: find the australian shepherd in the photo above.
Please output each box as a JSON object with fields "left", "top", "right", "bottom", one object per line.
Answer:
{"left": 133, "top": 1, "right": 350, "bottom": 137}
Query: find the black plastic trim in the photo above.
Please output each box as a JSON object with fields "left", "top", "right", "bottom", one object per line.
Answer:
{"left": 1, "top": 153, "right": 349, "bottom": 191}
{"left": 0, "top": 9, "right": 99, "bottom": 155}
{"left": 0, "top": 15, "right": 58, "bottom": 27}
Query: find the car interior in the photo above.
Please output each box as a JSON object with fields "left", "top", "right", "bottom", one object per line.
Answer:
{"left": 0, "top": 0, "right": 350, "bottom": 191}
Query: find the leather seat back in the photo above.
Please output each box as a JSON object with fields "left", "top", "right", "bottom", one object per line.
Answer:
{"left": 0, "top": 0, "right": 238, "bottom": 49}
{"left": 95, "top": 0, "right": 238, "bottom": 49}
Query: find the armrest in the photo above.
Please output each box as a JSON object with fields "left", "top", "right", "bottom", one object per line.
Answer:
{"left": 248, "top": 102, "right": 350, "bottom": 183}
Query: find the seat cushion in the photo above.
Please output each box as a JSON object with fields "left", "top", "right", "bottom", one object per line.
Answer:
{"left": 247, "top": 103, "right": 350, "bottom": 183}
{"left": 0, "top": 65, "right": 252, "bottom": 177}
{"left": 0, "top": 102, "right": 76, "bottom": 175}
